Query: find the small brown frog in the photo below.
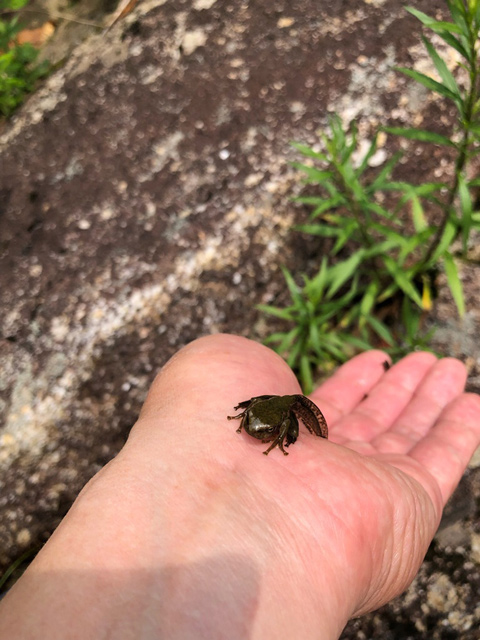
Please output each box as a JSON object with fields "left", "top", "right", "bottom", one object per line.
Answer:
{"left": 228, "top": 394, "right": 328, "bottom": 455}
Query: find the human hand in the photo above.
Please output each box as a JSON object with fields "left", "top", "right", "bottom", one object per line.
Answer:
{"left": 1, "top": 334, "right": 479, "bottom": 640}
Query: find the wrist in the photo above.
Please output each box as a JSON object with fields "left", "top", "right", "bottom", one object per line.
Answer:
{"left": 0, "top": 446, "right": 353, "bottom": 640}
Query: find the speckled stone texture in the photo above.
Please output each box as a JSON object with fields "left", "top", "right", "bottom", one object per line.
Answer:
{"left": 1, "top": 0, "right": 479, "bottom": 636}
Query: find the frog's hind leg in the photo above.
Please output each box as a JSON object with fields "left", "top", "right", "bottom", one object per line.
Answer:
{"left": 232, "top": 395, "right": 275, "bottom": 412}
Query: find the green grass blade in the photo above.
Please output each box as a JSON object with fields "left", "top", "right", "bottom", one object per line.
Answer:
{"left": 291, "top": 142, "right": 328, "bottom": 162}
{"left": 295, "top": 223, "right": 342, "bottom": 238}
{"left": 291, "top": 163, "right": 333, "bottom": 182}
{"left": 354, "top": 133, "right": 379, "bottom": 176}
{"left": 299, "top": 355, "right": 314, "bottom": 394}
{"left": 0, "top": 547, "right": 37, "bottom": 592}
{"left": 405, "top": 6, "right": 463, "bottom": 33}
{"left": 410, "top": 193, "right": 428, "bottom": 232}
{"left": 256, "top": 304, "right": 294, "bottom": 321}
{"left": 444, "top": 251, "right": 465, "bottom": 316}
{"left": 395, "top": 67, "right": 460, "bottom": 103}
{"left": 366, "top": 315, "right": 395, "bottom": 346}
{"left": 458, "top": 173, "right": 472, "bottom": 253}
{"left": 286, "top": 338, "right": 303, "bottom": 369}
{"left": 383, "top": 256, "right": 423, "bottom": 307}
{"left": 281, "top": 265, "right": 303, "bottom": 307}
{"left": 432, "top": 29, "right": 470, "bottom": 61}
{"left": 275, "top": 328, "right": 300, "bottom": 354}
{"left": 327, "top": 251, "right": 365, "bottom": 298}
{"left": 360, "top": 281, "right": 380, "bottom": 317}
{"left": 304, "top": 258, "right": 329, "bottom": 305}
{"left": 421, "top": 35, "right": 461, "bottom": 96}
{"left": 446, "top": 0, "right": 469, "bottom": 33}
{"left": 428, "top": 218, "right": 458, "bottom": 265}
{"left": 369, "top": 151, "right": 403, "bottom": 190}
{"left": 384, "top": 126, "right": 457, "bottom": 147}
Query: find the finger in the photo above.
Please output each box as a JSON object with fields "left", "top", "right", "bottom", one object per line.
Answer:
{"left": 408, "top": 392, "right": 480, "bottom": 504}
{"left": 310, "top": 350, "right": 390, "bottom": 438}
{"left": 372, "top": 358, "right": 467, "bottom": 454}
{"left": 331, "top": 352, "right": 438, "bottom": 443}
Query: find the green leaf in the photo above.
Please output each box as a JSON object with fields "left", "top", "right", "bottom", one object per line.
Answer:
{"left": 369, "top": 151, "right": 402, "bottom": 191}
{"left": 384, "top": 126, "right": 457, "bottom": 147}
{"left": 458, "top": 173, "right": 472, "bottom": 252}
{"left": 327, "top": 251, "right": 365, "bottom": 298}
{"left": 276, "top": 328, "right": 300, "bottom": 354}
{"left": 304, "top": 258, "right": 329, "bottom": 305}
{"left": 429, "top": 28, "right": 469, "bottom": 61}
{"left": 428, "top": 218, "right": 458, "bottom": 265}
{"left": 299, "top": 355, "right": 314, "bottom": 394}
{"left": 401, "top": 295, "right": 420, "bottom": 338}
{"left": 354, "top": 133, "right": 379, "bottom": 176}
{"left": 311, "top": 196, "right": 345, "bottom": 217}
{"left": 7, "top": 0, "right": 31, "bottom": 7}
{"left": 383, "top": 256, "right": 424, "bottom": 307}
{"left": 360, "top": 281, "right": 380, "bottom": 317}
{"left": 281, "top": 265, "right": 304, "bottom": 308}
{"left": 421, "top": 35, "right": 461, "bottom": 96}
{"left": 405, "top": 7, "right": 463, "bottom": 33}
{"left": 256, "top": 304, "right": 294, "bottom": 321}
{"left": 366, "top": 315, "right": 395, "bottom": 346}
{"left": 286, "top": 338, "right": 303, "bottom": 369}
{"left": 322, "top": 337, "right": 348, "bottom": 361}
{"left": 410, "top": 194, "right": 428, "bottom": 232}
{"left": 395, "top": 67, "right": 461, "bottom": 104}
{"left": 0, "top": 546, "right": 37, "bottom": 592}
{"left": 295, "top": 223, "right": 342, "bottom": 238}
{"left": 331, "top": 223, "right": 357, "bottom": 254}
{"left": 365, "top": 201, "right": 396, "bottom": 219}
{"left": 444, "top": 251, "right": 465, "bottom": 316}
{"left": 364, "top": 238, "right": 405, "bottom": 258}
{"left": 446, "top": 0, "right": 469, "bottom": 33}
{"left": 397, "top": 228, "right": 435, "bottom": 264}
{"left": 308, "top": 319, "right": 323, "bottom": 353}
{"left": 414, "top": 182, "right": 447, "bottom": 196}
{"left": 291, "top": 163, "right": 333, "bottom": 183}
{"left": 291, "top": 142, "right": 328, "bottom": 162}
{"left": 341, "top": 334, "right": 373, "bottom": 351}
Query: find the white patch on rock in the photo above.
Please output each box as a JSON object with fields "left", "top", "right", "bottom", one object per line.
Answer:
{"left": 182, "top": 29, "right": 208, "bottom": 55}
{"left": 139, "top": 131, "right": 184, "bottom": 182}
{"left": 193, "top": 0, "right": 217, "bottom": 9}
{"left": 0, "top": 199, "right": 295, "bottom": 464}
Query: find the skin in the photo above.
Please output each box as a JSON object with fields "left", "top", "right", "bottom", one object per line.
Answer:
{"left": 1, "top": 334, "right": 480, "bottom": 640}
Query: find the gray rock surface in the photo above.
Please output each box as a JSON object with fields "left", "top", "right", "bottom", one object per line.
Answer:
{"left": 1, "top": 0, "right": 479, "bottom": 636}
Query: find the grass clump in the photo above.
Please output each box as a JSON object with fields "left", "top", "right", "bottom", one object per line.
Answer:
{"left": 261, "top": 0, "right": 480, "bottom": 391}
{"left": 0, "top": 0, "right": 50, "bottom": 117}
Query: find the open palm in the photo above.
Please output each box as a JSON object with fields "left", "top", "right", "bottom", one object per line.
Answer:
{"left": 1, "top": 334, "right": 479, "bottom": 639}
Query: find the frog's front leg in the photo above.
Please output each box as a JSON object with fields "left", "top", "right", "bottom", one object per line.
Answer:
{"left": 227, "top": 411, "right": 247, "bottom": 433}
{"left": 263, "top": 418, "right": 291, "bottom": 456}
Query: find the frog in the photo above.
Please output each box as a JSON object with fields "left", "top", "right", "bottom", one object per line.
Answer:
{"left": 227, "top": 394, "right": 328, "bottom": 456}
